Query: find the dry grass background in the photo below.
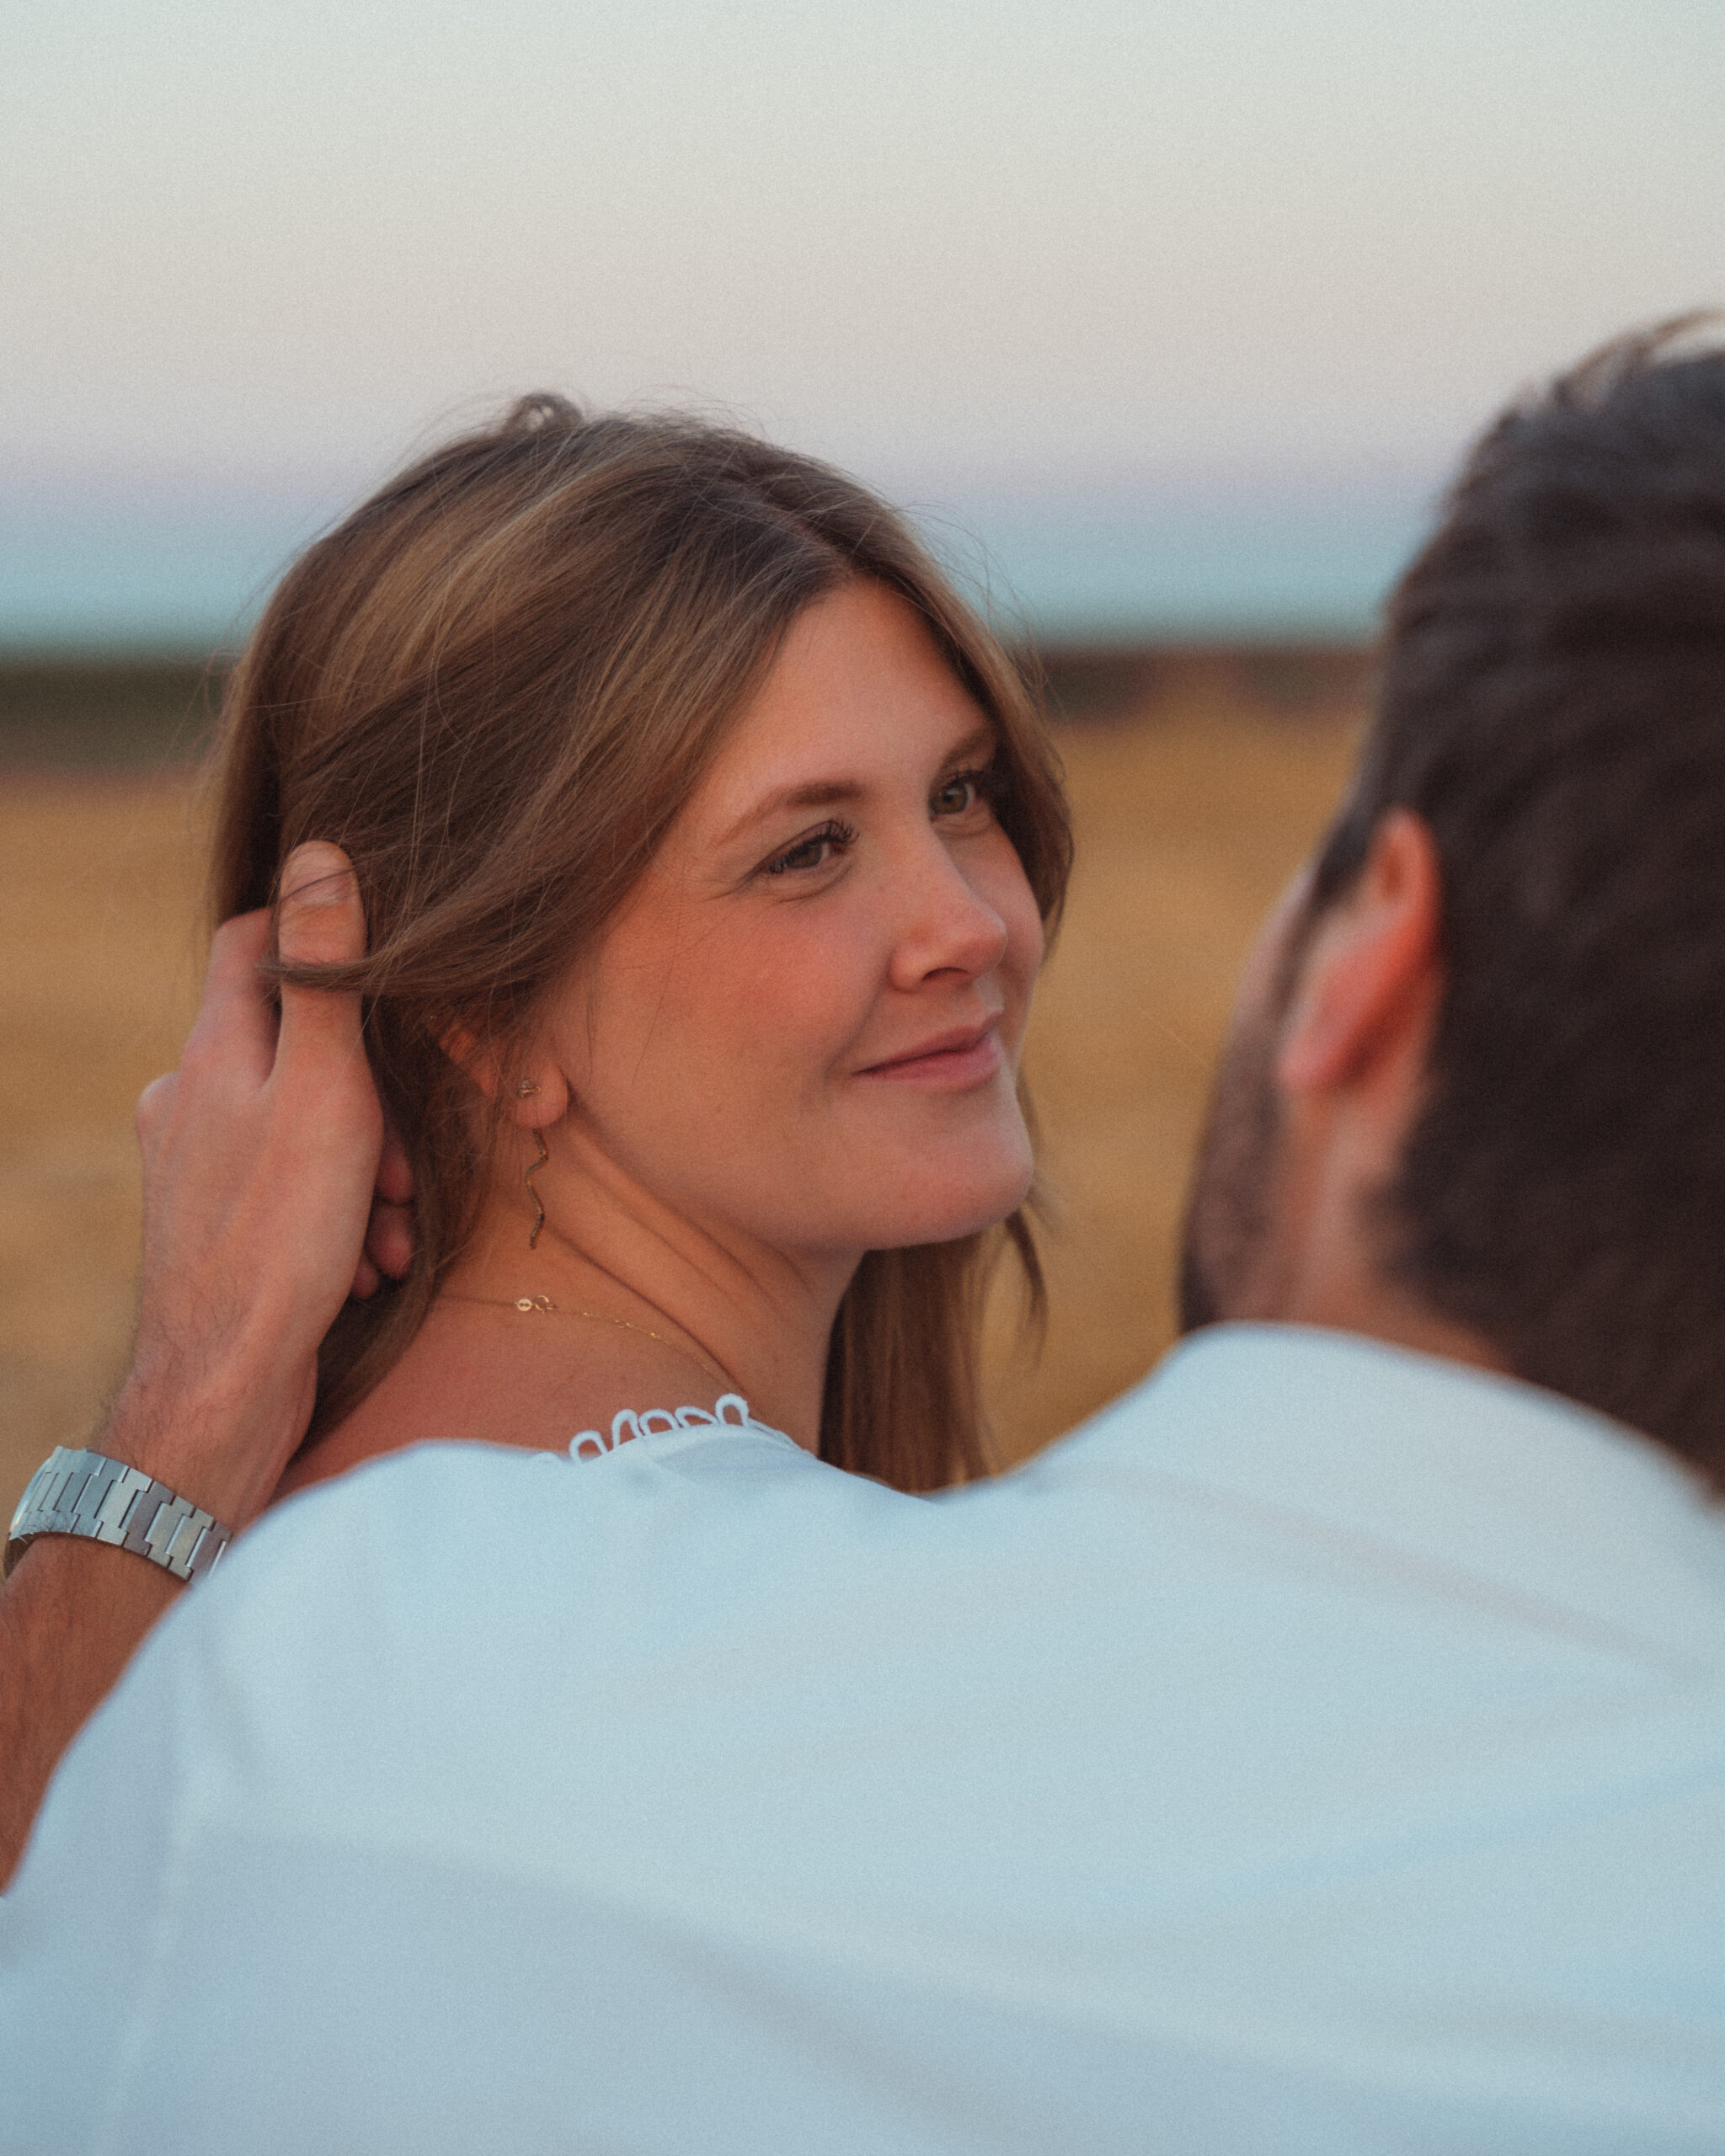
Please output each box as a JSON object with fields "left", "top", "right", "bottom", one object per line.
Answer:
{"left": 0, "top": 685, "right": 1359, "bottom": 1521}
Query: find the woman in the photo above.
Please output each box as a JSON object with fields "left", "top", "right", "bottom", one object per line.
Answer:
{"left": 220, "top": 393, "right": 1072, "bottom": 1497}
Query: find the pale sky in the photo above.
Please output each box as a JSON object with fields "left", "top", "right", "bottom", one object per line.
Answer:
{"left": 4, "top": 0, "right": 1721, "bottom": 639}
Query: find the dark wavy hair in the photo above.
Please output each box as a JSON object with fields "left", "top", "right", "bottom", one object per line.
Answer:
{"left": 1311, "top": 318, "right": 1725, "bottom": 1479}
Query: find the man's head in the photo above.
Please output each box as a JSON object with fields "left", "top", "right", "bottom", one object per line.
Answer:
{"left": 1181, "top": 320, "right": 1725, "bottom": 1483}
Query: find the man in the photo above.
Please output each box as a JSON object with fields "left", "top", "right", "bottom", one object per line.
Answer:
{"left": 3, "top": 326, "right": 1724, "bottom": 2152}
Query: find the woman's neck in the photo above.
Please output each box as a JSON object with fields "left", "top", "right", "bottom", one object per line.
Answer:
{"left": 449, "top": 1180, "right": 852, "bottom": 1449}
{"left": 274, "top": 1129, "right": 857, "bottom": 1502}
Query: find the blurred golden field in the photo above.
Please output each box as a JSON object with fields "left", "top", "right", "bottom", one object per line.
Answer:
{"left": 0, "top": 664, "right": 1360, "bottom": 1522}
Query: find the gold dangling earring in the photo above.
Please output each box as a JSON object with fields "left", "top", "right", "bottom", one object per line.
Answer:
{"left": 525, "top": 1129, "right": 550, "bottom": 1250}
{"left": 515, "top": 1079, "right": 549, "bottom": 1249}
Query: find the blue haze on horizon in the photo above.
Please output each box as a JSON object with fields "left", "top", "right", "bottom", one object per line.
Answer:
{"left": 0, "top": 487, "right": 1434, "bottom": 654}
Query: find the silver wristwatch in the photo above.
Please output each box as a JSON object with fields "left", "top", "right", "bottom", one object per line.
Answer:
{"left": 4, "top": 1445, "right": 232, "bottom": 1583}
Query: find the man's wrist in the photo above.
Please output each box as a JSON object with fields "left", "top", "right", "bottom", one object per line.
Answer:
{"left": 101, "top": 1344, "right": 311, "bottom": 1531}
{"left": 7, "top": 1447, "right": 232, "bottom": 1583}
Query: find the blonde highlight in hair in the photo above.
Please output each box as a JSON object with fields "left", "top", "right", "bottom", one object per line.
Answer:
{"left": 210, "top": 396, "right": 1071, "bottom": 1490}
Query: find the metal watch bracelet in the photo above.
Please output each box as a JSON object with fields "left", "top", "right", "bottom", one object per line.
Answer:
{"left": 4, "top": 1445, "right": 232, "bottom": 1583}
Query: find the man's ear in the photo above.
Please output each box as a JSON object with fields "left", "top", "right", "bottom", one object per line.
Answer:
{"left": 440, "top": 1023, "right": 569, "bottom": 1128}
{"left": 1277, "top": 809, "right": 1443, "bottom": 1097}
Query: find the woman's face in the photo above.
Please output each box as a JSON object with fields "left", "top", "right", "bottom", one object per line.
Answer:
{"left": 541, "top": 579, "right": 1044, "bottom": 1267}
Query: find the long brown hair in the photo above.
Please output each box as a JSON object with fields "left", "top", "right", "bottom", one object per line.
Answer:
{"left": 210, "top": 397, "right": 1071, "bottom": 1490}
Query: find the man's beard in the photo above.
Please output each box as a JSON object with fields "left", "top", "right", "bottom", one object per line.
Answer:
{"left": 1177, "top": 1001, "right": 1283, "bottom": 1334}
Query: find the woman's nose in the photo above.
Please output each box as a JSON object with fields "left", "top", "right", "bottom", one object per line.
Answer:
{"left": 885, "top": 842, "right": 1011, "bottom": 991}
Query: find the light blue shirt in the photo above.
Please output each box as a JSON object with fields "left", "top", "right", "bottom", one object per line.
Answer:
{"left": 5, "top": 1325, "right": 1725, "bottom": 2153}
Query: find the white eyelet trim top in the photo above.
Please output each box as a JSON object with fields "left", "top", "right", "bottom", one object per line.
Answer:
{"left": 567, "top": 1391, "right": 784, "bottom": 1461}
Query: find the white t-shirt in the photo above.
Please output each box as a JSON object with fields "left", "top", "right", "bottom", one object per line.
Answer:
{"left": 5, "top": 1326, "right": 1725, "bottom": 2153}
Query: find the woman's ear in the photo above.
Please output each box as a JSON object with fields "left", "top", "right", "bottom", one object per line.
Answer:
{"left": 500, "top": 1066, "right": 570, "bottom": 1129}
{"left": 441, "top": 1024, "right": 569, "bottom": 1127}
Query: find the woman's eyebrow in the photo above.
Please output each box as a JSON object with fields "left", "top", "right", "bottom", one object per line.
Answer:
{"left": 718, "top": 724, "right": 997, "bottom": 846}
{"left": 719, "top": 779, "right": 865, "bottom": 846}
{"left": 951, "top": 723, "right": 996, "bottom": 768}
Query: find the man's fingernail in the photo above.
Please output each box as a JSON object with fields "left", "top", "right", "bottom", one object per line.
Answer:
{"left": 280, "top": 841, "right": 354, "bottom": 905}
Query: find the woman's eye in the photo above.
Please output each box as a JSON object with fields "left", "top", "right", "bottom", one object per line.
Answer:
{"left": 761, "top": 819, "right": 857, "bottom": 877}
{"left": 932, "top": 768, "right": 992, "bottom": 819}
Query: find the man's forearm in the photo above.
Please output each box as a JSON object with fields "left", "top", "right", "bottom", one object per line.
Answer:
{"left": 0, "top": 1356, "right": 308, "bottom": 1889}
{"left": 0, "top": 1537, "right": 179, "bottom": 1888}
{"left": 1, "top": 848, "right": 402, "bottom": 1889}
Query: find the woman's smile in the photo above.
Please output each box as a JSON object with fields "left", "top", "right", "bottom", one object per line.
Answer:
{"left": 855, "top": 1018, "right": 1005, "bottom": 1088}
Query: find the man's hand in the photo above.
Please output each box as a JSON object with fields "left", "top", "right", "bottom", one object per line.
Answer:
{"left": 2, "top": 841, "right": 398, "bottom": 1886}
{"left": 115, "top": 841, "right": 393, "bottom": 1526}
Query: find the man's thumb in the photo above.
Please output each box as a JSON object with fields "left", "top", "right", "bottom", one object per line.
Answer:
{"left": 277, "top": 842, "right": 365, "bottom": 969}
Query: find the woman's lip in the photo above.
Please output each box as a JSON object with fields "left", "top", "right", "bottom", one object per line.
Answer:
{"left": 857, "top": 1027, "right": 1004, "bottom": 1086}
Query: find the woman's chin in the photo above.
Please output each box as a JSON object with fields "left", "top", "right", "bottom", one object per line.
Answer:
{"left": 860, "top": 1152, "right": 1037, "bottom": 1250}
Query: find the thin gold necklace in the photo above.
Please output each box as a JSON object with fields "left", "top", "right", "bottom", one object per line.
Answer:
{"left": 441, "top": 1291, "right": 734, "bottom": 1393}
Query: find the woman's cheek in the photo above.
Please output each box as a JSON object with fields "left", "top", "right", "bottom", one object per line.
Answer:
{"left": 731, "top": 907, "right": 877, "bottom": 1049}
{"left": 990, "top": 853, "right": 1045, "bottom": 1030}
